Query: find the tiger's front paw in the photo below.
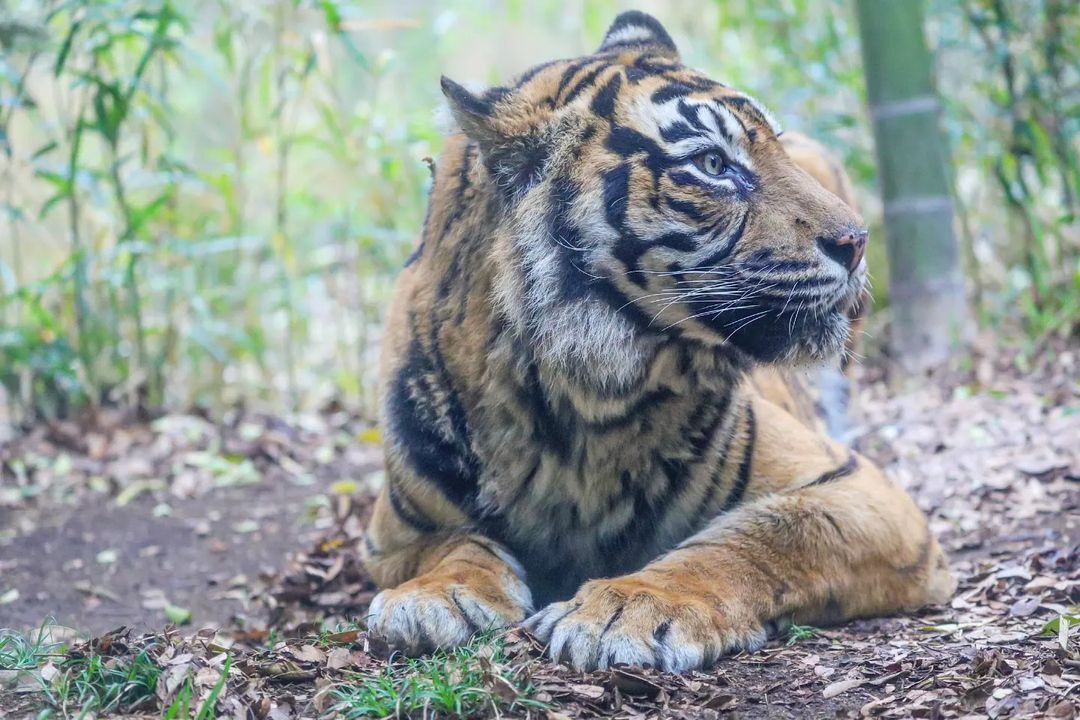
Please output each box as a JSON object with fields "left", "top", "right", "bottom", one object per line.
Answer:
{"left": 367, "top": 566, "right": 532, "bottom": 655}
{"left": 523, "top": 575, "right": 766, "bottom": 672}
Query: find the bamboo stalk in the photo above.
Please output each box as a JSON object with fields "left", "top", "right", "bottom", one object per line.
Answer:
{"left": 854, "top": 0, "right": 969, "bottom": 371}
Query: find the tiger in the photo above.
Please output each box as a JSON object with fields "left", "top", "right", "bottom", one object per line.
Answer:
{"left": 361, "top": 11, "right": 954, "bottom": 673}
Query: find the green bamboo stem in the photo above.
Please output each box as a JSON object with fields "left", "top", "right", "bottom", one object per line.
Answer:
{"left": 854, "top": 0, "right": 969, "bottom": 370}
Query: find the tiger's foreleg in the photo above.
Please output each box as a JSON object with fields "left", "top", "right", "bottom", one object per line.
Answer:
{"left": 525, "top": 400, "right": 954, "bottom": 672}
{"left": 362, "top": 479, "right": 533, "bottom": 653}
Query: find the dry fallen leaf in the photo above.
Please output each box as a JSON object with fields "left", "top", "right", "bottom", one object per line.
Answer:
{"left": 324, "top": 647, "right": 352, "bottom": 670}
{"left": 288, "top": 644, "right": 326, "bottom": 664}
{"left": 822, "top": 677, "right": 866, "bottom": 698}
{"left": 608, "top": 666, "right": 663, "bottom": 698}
{"left": 568, "top": 683, "right": 606, "bottom": 700}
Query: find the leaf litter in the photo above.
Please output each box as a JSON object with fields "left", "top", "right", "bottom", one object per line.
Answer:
{"left": 0, "top": 343, "right": 1076, "bottom": 718}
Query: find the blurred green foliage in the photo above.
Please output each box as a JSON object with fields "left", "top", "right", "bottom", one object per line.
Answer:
{"left": 931, "top": 0, "right": 1079, "bottom": 342}
{"left": 0, "top": 0, "right": 1076, "bottom": 422}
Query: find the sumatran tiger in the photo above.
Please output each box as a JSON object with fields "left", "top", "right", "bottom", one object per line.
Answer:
{"left": 362, "top": 11, "right": 954, "bottom": 672}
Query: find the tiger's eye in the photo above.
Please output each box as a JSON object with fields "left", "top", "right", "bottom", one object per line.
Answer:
{"left": 694, "top": 152, "right": 726, "bottom": 176}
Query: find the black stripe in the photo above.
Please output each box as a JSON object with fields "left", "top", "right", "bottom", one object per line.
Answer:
{"left": 633, "top": 55, "right": 679, "bottom": 75}
{"left": 515, "top": 59, "right": 557, "bottom": 88}
{"left": 650, "top": 231, "right": 698, "bottom": 253}
{"left": 606, "top": 126, "right": 669, "bottom": 181}
{"left": 564, "top": 63, "right": 610, "bottom": 106}
{"left": 667, "top": 170, "right": 709, "bottom": 189}
{"left": 388, "top": 482, "right": 437, "bottom": 532}
{"left": 519, "top": 361, "right": 573, "bottom": 460}
{"left": 806, "top": 454, "right": 858, "bottom": 488}
{"left": 588, "top": 72, "right": 622, "bottom": 117}
{"left": 666, "top": 196, "right": 708, "bottom": 222}
{"left": 651, "top": 83, "right": 694, "bottom": 105}
{"left": 436, "top": 244, "right": 464, "bottom": 302}
{"left": 686, "top": 386, "right": 732, "bottom": 459}
{"left": 651, "top": 389, "right": 733, "bottom": 536}
{"left": 482, "top": 85, "right": 511, "bottom": 106}
{"left": 718, "top": 102, "right": 759, "bottom": 144}
{"left": 599, "top": 607, "right": 624, "bottom": 646}
{"left": 553, "top": 59, "right": 592, "bottom": 104}
{"left": 387, "top": 332, "right": 481, "bottom": 511}
{"left": 603, "top": 163, "right": 631, "bottom": 233}
{"left": 725, "top": 96, "right": 772, "bottom": 131}
{"left": 605, "top": 164, "right": 653, "bottom": 287}
{"left": 689, "top": 209, "right": 750, "bottom": 269}
{"left": 658, "top": 121, "right": 699, "bottom": 144}
{"left": 720, "top": 405, "right": 756, "bottom": 512}
{"left": 697, "top": 407, "right": 741, "bottom": 517}
{"left": 703, "top": 104, "right": 737, "bottom": 143}
{"left": 650, "top": 78, "right": 720, "bottom": 105}
{"left": 450, "top": 590, "right": 480, "bottom": 633}
{"left": 589, "top": 277, "right": 659, "bottom": 332}
{"left": 547, "top": 175, "right": 593, "bottom": 302}
{"left": 676, "top": 99, "right": 709, "bottom": 134}
{"left": 583, "top": 387, "right": 675, "bottom": 433}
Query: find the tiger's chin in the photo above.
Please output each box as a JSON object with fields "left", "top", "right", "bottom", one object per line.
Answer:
{"left": 705, "top": 293, "right": 857, "bottom": 367}
{"left": 774, "top": 309, "right": 853, "bottom": 367}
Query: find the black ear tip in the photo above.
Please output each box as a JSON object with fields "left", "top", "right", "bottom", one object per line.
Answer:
{"left": 440, "top": 75, "right": 463, "bottom": 97}
{"left": 610, "top": 10, "right": 664, "bottom": 28}
{"left": 440, "top": 76, "right": 494, "bottom": 118}
{"left": 600, "top": 10, "right": 676, "bottom": 53}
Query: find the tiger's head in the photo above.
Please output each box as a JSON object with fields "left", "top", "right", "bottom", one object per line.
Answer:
{"left": 442, "top": 11, "right": 867, "bottom": 382}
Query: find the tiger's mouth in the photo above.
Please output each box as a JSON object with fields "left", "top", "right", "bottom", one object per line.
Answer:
{"left": 689, "top": 266, "right": 865, "bottom": 364}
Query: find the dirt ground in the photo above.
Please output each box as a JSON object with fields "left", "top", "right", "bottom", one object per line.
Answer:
{"left": 1, "top": 343, "right": 1077, "bottom": 718}
{"left": 1, "top": 485, "right": 323, "bottom": 634}
{"left": 1, "top": 410, "right": 382, "bottom": 634}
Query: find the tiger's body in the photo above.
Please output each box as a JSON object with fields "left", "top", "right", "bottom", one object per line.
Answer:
{"left": 363, "top": 12, "right": 954, "bottom": 672}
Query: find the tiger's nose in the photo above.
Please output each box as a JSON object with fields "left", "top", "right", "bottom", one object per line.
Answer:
{"left": 817, "top": 228, "right": 868, "bottom": 273}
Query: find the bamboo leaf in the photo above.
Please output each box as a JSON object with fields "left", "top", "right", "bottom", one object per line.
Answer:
{"left": 54, "top": 18, "right": 82, "bottom": 76}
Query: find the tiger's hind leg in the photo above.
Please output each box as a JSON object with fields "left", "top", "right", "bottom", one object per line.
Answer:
{"left": 362, "top": 480, "right": 533, "bottom": 654}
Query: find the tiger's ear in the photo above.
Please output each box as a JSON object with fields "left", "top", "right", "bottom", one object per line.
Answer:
{"left": 440, "top": 76, "right": 508, "bottom": 153}
{"left": 440, "top": 76, "right": 551, "bottom": 198}
{"left": 597, "top": 11, "right": 679, "bottom": 59}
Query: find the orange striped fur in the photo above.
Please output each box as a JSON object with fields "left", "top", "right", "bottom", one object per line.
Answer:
{"left": 362, "top": 12, "right": 953, "bottom": 672}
